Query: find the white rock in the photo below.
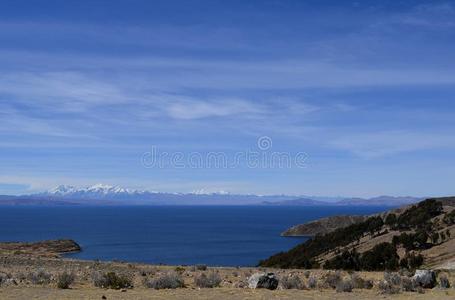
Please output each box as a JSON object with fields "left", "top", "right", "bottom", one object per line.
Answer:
{"left": 413, "top": 269, "right": 436, "bottom": 289}
{"left": 248, "top": 273, "right": 265, "bottom": 289}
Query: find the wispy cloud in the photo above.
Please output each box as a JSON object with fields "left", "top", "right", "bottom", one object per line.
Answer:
{"left": 331, "top": 130, "right": 455, "bottom": 158}
{"left": 165, "top": 99, "right": 264, "bottom": 120}
{"left": 392, "top": 3, "right": 455, "bottom": 28}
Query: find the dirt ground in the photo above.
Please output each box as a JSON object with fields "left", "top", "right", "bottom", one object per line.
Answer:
{"left": 1, "top": 286, "right": 454, "bottom": 300}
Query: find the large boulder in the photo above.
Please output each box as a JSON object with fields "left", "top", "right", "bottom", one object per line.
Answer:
{"left": 248, "top": 273, "right": 265, "bottom": 289}
{"left": 413, "top": 270, "right": 436, "bottom": 289}
{"left": 248, "top": 273, "right": 278, "bottom": 290}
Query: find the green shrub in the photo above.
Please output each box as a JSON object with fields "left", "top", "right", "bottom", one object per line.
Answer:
{"left": 360, "top": 243, "right": 399, "bottom": 271}
{"left": 385, "top": 213, "right": 397, "bottom": 227}
{"left": 396, "top": 199, "right": 443, "bottom": 230}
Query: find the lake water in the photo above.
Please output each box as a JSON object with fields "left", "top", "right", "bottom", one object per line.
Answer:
{"left": 0, "top": 205, "right": 388, "bottom": 266}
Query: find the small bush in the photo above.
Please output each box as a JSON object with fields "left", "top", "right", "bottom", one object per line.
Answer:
{"left": 174, "top": 266, "right": 185, "bottom": 274}
{"left": 350, "top": 273, "right": 373, "bottom": 289}
{"left": 57, "top": 272, "right": 75, "bottom": 289}
{"left": 308, "top": 276, "right": 317, "bottom": 289}
{"left": 378, "top": 280, "right": 400, "bottom": 294}
{"left": 28, "top": 269, "right": 52, "bottom": 285}
{"left": 322, "top": 271, "right": 342, "bottom": 289}
{"left": 194, "top": 272, "right": 222, "bottom": 288}
{"left": 196, "top": 264, "right": 207, "bottom": 271}
{"left": 336, "top": 279, "right": 353, "bottom": 293}
{"left": 401, "top": 277, "right": 417, "bottom": 292}
{"left": 145, "top": 272, "right": 185, "bottom": 289}
{"left": 0, "top": 274, "right": 7, "bottom": 286}
{"left": 280, "top": 275, "right": 305, "bottom": 290}
{"left": 439, "top": 274, "right": 450, "bottom": 289}
{"left": 384, "top": 272, "right": 401, "bottom": 286}
{"left": 92, "top": 272, "right": 132, "bottom": 289}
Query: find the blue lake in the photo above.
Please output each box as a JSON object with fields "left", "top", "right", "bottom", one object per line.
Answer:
{"left": 0, "top": 205, "right": 388, "bottom": 266}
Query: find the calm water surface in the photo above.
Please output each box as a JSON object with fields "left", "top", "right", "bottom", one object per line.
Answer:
{"left": 0, "top": 205, "right": 388, "bottom": 266}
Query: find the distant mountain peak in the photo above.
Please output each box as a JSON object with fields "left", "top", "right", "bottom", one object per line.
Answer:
{"left": 190, "top": 189, "right": 230, "bottom": 195}
{"left": 45, "top": 184, "right": 143, "bottom": 197}
{"left": 85, "top": 184, "right": 128, "bottom": 194}
{"left": 48, "top": 185, "right": 78, "bottom": 195}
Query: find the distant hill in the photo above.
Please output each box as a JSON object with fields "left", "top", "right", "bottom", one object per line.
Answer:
{"left": 261, "top": 195, "right": 423, "bottom": 207}
{"left": 281, "top": 215, "right": 367, "bottom": 236}
{"left": 337, "top": 195, "right": 423, "bottom": 206}
{"left": 259, "top": 197, "right": 455, "bottom": 271}
{"left": 261, "top": 198, "right": 330, "bottom": 206}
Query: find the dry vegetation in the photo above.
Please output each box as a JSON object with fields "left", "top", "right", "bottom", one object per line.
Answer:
{"left": 0, "top": 254, "right": 455, "bottom": 299}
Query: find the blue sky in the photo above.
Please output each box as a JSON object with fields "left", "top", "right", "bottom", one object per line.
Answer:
{"left": 1, "top": 0, "right": 455, "bottom": 197}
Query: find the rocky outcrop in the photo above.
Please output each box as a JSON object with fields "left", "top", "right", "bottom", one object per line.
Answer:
{"left": 248, "top": 273, "right": 279, "bottom": 290}
{"left": 281, "top": 215, "right": 366, "bottom": 236}
{"left": 413, "top": 270, "right": 437, "bottom": 289}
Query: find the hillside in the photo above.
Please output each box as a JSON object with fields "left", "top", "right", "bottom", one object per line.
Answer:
{"left": 0, "top": 239, "right": 81, "bottom": 257}
{"left": 260, "top": 197, "right": 455, "bottom": 271}
{"left": 281, "top": 215, "right": 366, "bottom": 236}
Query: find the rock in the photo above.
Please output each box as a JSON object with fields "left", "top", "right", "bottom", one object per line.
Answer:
{"left": 257, "top": 273, "right": 279, "bottom": 290}
{"left": 248, "top": 273, "right": 265, "bottom": 289}
{"left": 4, "top": 278, "right": 18, "bottom": 286}
{"left": 248, "top": 273, "right": 279, "bottom": 290}
{"left": 413, "top": 270, "right": 436, "bottom": 289}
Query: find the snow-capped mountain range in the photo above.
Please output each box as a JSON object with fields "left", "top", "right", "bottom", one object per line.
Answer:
{"left": 45, "top": 184, "right": 146, "bottom": 197}
{"left": 42, "top": 184, "right": 233, "bottom": 198}
{"left": 0, "top": 184, "right": 424, "bottom": 206}
{"left": 27, "top": 184, "right": 295, "bottom": 205}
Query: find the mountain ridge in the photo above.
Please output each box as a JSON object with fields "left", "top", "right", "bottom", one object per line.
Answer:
{"left": 0, "top": 184, "right": 424, "bottom": 206}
